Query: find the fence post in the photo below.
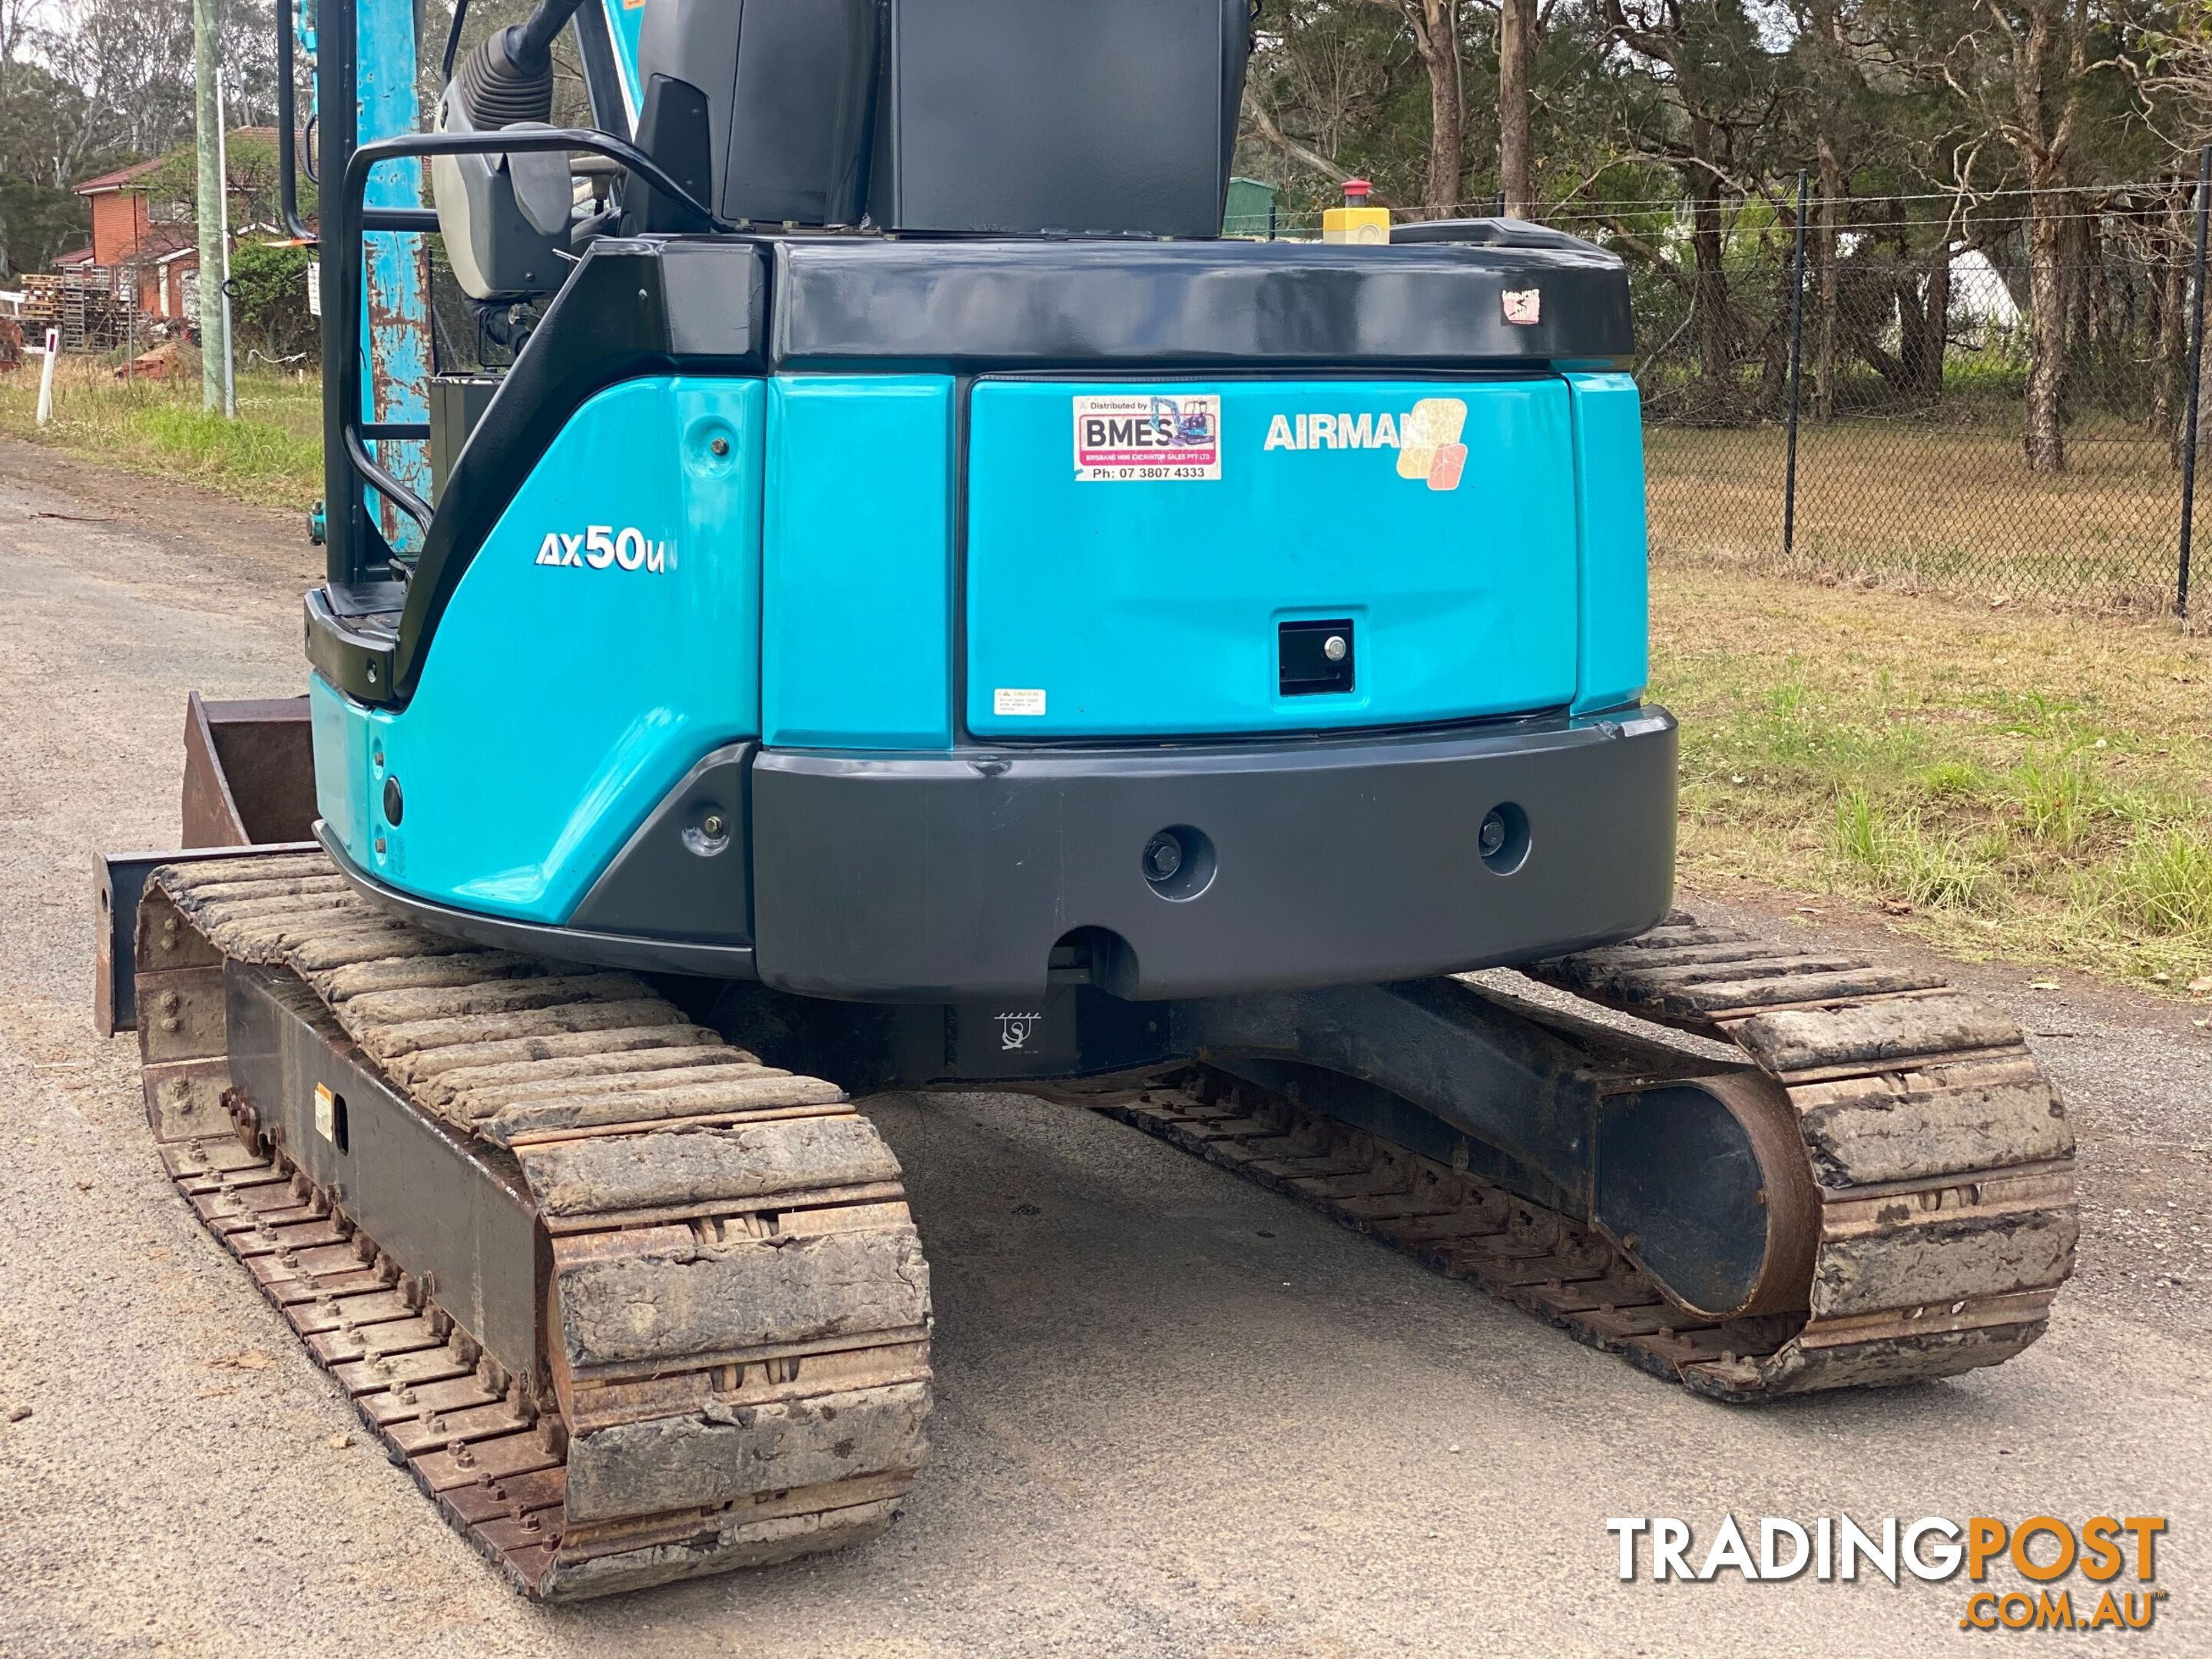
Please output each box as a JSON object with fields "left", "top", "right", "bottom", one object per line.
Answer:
{"left": 1783, "top": 169, "right": 1809, "bottom": 561}
{"left": 2181, "top": 145, "right": 2211, "bottom": 620}
{"left": 34, "top": 326, "right": 58, "bottom": 426}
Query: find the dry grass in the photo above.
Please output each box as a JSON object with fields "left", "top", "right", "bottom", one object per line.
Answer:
{"left": 1653, "top": 557, "right": 2212, "bottom": 990}
{"left": 0, "top": 352, "right": 324, "bottom": 511}
{"left": 1647, "top": 422, "right": 2184, "bottom": 610}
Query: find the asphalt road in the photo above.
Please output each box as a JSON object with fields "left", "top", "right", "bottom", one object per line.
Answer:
{"left": 0, "top": 441, "right": 2205, "bottom": 1658}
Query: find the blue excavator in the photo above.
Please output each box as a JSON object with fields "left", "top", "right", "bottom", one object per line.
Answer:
{"left": 98, "top": 0, "right": 2078, "bottom": 1600}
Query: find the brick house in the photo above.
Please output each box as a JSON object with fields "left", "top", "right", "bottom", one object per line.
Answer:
{"left": 68, "top": 131, "right": 290, "bottom": 321}
{"left": 71, "top": 155, "right": 177, "bottom": 313}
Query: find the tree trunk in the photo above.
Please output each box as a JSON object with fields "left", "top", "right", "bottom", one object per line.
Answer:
{"left": 1919, "top": 240, "right": 1951, "bottom": 401}
{"left": 2154, "top": 191, "right": 2189, "bottom": 459}
{"left": 1690, "top": 169, "right": 1732, "bottom": 416}
{"left": 1379, "top": 0, "right": 1465, "bottom": 215}
{"left": 2083, "top": 209, "right": 2112, "bottom": 345}
{"left": 2061, "top": 205, "right": 2094, "bottom": 354}
{"left": 2000, "top": 0, "right": 2082, "bottom": 474}
{"left": 1497, "top": 0, "right": 1536, "bottom": 217}
{"left": 2024, "top": 194, "right": 2068, "bottom": 472}
{"left": 1416, "top": 0, "right": 1465, "bottom": 215}
{"left": 1814, "top": 141, "right": 1842, "bottom": 419}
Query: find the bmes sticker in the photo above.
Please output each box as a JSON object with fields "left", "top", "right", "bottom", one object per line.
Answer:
{"left": 533, "top": 525, "right": 672, "bottom": 572}
{"left": 1073, "top": 394, "right": 1223, "bottom": 481}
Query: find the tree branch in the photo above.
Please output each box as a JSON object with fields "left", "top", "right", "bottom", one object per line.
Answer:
{"left": 1244, "top": 101, "right": 1399, "bottom": 206}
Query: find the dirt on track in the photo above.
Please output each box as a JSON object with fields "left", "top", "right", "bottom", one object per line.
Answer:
{"left": 0, "top": 438, "right": 2206, "bottom": 1658}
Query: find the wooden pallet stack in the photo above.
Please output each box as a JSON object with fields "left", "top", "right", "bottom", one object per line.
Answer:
{"left": 20, "top": 270, "right": 138, "bottom": 353}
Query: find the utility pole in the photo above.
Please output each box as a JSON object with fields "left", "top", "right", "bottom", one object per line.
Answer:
{"left": 192, "top": 0, "right": 229, "bottom": 412}
{"left": 217, "top": 69, "right": 237, "bottom": 417}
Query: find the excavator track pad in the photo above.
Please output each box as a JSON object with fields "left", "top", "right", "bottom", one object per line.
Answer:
{"left": 137, "top": 850, "right": 930, "bottom": 1601}
{"left": 1100, "top": 912, "right": 2075, "bottom": 1399}
{"left": 131, "top": 853, "right": 2075, "bottom": 1603}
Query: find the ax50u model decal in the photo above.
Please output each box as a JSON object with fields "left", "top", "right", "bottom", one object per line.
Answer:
{"left": 532, "top": 525, "right": 673, "bottom": 572}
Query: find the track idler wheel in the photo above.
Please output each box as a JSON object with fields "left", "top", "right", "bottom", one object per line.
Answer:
{"left": 1594, "top": 1072, "right": 1818, "bottom": 1322}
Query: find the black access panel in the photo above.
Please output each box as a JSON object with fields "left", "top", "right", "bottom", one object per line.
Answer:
{"left": 869, "top": 0, "right": 1251, "bottom": 238}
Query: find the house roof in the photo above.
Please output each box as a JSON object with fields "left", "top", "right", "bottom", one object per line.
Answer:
{"left": 53, "top": 246, "right": 95, "bottom": 267}
{"left": 74, "top": 130, "right": 298, "bottom": 197}
{"left": 73, "top": 156, "right": 163, "bottom": 195}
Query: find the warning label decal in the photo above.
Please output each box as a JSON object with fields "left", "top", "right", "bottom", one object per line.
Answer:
{"left": 1072, "top": 394, "right": 1222, "bottom": 481}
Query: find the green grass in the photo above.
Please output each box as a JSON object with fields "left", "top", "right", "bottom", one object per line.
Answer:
{"left": 1656, "top": 558, "right": 2212, "bottom": 990}
{"left": 1833, "top": 788, "right": 2006, "bottom": 913}
{"left": 0, "top": 351, "right": 324, "bottom": 510}
{"left": 2098, "top": 829, "right": 2212, "bottom": 939}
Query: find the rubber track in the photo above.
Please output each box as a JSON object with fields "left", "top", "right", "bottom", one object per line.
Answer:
{"left": 136, "top": 851, "right": 932, "bottom": 1601}
{"left": 1095, "top": 910, "right": 2078, "bottom": 1401}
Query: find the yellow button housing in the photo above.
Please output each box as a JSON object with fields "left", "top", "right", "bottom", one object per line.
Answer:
{"left": 1321, "top": 206, "right": 1392, "bottom": 245}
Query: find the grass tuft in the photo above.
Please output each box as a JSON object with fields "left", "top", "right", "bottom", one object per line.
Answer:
{"left": 0, "top": 353, "right": 324, "bottom": 510}
{"left": 1656, "top": 559, "right": 2212, "bottom": 989}
{"left": 1919, "top": 760, "right": 1988, "bottom": 799}
{"left": 2007, "top": 752, "right": 2101, "bottom": 851}
{"left": 2098, "top": 830, "right": 2212, "bottom": 938}
{"left": 1833, "top": 789, "right": 2005, "bottom": 912}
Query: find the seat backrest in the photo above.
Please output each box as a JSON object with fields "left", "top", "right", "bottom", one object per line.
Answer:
{"left": 634, "top": 0, "right": 1251, "bottom": 237}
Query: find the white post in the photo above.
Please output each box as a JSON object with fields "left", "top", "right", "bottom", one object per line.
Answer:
{"left": 216, "top": 68, "right": 237, "bottom": 419}
{"left": 34, "top": 327, "right": 58, "bottom": 426}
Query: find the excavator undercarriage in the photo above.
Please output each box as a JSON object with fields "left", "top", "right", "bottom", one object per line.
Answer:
{"left": 101, "top": 714, "right": 2077, "bottom": 1598}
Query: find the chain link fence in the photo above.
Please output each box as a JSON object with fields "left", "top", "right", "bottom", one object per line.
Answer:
{"left": 428, "top": 171, "right": 2211, "bottom": 612}
{"left": 1253, "top": 179, "right": 2211, "bottom": 610}
{"left": 1609, "top": 184, "right": 2212, "bottom": 614}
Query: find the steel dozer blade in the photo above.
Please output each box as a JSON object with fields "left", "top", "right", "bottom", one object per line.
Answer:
{"left": 97, "top": 695, "right": 319, "bottom": 1038}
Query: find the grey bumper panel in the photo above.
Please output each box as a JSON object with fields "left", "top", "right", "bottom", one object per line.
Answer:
{"left": 317, "top": 822, "right": 761, "bottom": 979}
{"left": 749, "top": 709, "right": 1678, "bottom": 1001}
